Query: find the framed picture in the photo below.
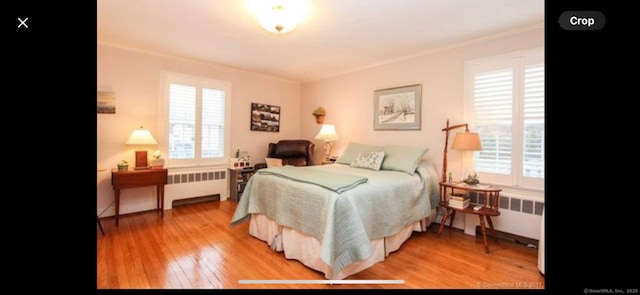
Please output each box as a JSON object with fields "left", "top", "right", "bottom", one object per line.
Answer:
{"left": 251, "top": 103, "right": 280, "bottom": 132}
{"left": 97, "top": 91, "right": 116, "bottom": 114}
{"left": 373, "top": 84, "right": 421, "bottom": 130}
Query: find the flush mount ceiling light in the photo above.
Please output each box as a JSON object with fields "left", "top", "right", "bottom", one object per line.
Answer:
{"left": 260, "top": 4, "right": 296, "bottom": 33}
{"left": 246, "top": 0, "right": 310, "bottom": 34}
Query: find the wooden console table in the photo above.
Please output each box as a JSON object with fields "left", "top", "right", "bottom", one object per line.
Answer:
{"left": 111, "top": 168, "right": 168, "bottom": 226}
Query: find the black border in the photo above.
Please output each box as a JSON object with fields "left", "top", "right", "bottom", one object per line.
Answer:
{"left": 7, "top": 0, "right": 630, "bottom": 293}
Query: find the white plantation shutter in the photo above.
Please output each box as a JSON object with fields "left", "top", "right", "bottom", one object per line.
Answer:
{"left": 169, "top": 84, "right": 196, "bottom": 159}
{"left": 465, "top": 48, "right": 544, "bottom": 190}
{"left": 202, "top": 88, "right": 225, "bottom": 158}
{"left": 473, "top": 69, "right": 513, "bottom": 175}
{"left": 523, "top": 64, "right": 544, "bottom": 178}
{"left": 160, "top": 71, "right": 231, "bottom": 167}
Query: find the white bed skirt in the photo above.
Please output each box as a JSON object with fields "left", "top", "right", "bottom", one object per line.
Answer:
{"left": 248, "top": 209, "right": 436, "bottom": 280}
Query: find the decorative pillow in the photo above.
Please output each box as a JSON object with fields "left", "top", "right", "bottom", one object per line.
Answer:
{"left": 350, "top": 151, "right": 385, "bottom": 171}
{"left": 335, "top": 142, "right": 384, "bottom": 165}
{"left": 265, "top": 157, "right": 283, "bottom": 168}
{"left": 380, "top": 145, "right": 429, "bottom": 175}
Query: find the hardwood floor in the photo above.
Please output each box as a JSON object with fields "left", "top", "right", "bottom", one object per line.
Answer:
{"left": 96, "top": 200, "right": 544, "bottom": 289}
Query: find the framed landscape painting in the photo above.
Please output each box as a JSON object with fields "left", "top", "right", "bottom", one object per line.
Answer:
{"left": 251, "top": 103, "right": 280, "bottom": 132}
{"left": 373, "top": 84, "right": 421, "bottom": 130}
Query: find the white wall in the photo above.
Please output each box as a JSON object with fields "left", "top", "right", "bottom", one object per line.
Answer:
{"left": 97, "top": 43, "right": 302, "bottom": 216}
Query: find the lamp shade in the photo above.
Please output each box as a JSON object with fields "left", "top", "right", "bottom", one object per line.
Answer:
{"left": 125, "top": 127, "right": 157, "bottom": 145}
{"left": 451, "top": 131, "right": 482, "bottom": 150}
{"left": 315, "top": 124, "right": 339, "bottom": 141}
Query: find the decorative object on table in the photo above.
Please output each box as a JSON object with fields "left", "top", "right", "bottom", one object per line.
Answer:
{"left": 117, "top": 160, "right": 128, "bottom": 171}
{"left": 251, "top": 102, "right": 280, "bottom": 132}
{"left": 463, "top": 171, "right": 480, "bottom": 185}
{"left": 229, "top": 154, "right": 252, "bottom": 170}
{"left": 150, "top": 150, "right": 165, "bottom": 168}
{"left": 125, "top": 126, "right": 158, "bottom": 170}
{"left": 312, "top": 107, "right": 326, "bottom": 124}
{"left": 373, "top": 84, "right": 421, "bottom": 130}
{"left": 97, "top": 91, "right": 116, "bottom": 114}
{"left": 315, "top": 124, "right": 339, "bottom": 163}
{"left": 440, "top": 119, "right": 482, "bottom": 183}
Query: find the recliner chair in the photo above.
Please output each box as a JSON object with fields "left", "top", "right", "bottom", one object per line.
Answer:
{"left": 254, "top": 140, "right": 315, "bottom": 169}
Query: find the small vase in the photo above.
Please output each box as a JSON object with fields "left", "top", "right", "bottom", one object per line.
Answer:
{"left": 117, "top": 165, "right": 128, "bottom": 171}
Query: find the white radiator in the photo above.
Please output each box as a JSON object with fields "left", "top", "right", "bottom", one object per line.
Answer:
{"left": 462, "top": 192, "right": 544, "bottom": 240}
{"left": 164, "top": 168, "right": 228, "bottom": 210}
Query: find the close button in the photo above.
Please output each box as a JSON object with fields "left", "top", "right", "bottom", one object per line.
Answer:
{"left": 559, "top": 11, "right": 606, "bottom": 31}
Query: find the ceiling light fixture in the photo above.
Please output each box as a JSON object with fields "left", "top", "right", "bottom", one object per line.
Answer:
{"left": 260, "top": 4, "right": 296, "bottom": 33}
{"left": 247, "top": 0, "right": 310, "bottom": 34}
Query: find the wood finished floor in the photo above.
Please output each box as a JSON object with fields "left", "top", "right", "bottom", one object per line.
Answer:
{"left": 96, "top": 200, "right": 544, "bottom": 289}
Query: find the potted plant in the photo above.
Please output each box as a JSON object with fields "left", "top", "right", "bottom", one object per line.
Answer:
{"left": 150, "top": 150, "right": 164, "bottom": 168}
{"left": 117, "top": 160, "right": 128, "bottom": 171}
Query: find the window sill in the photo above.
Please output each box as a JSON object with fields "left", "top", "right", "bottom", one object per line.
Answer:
{"left": 482, "top": 183, "right": 544, "bottom": 202}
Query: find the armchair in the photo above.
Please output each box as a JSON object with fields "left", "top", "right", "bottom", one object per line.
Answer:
{"left": 255, "top": 140, "right": 315, "bottom": 169}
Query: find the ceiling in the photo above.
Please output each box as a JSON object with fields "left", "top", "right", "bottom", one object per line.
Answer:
{"left": 97, "top": 0, "right": 544, "bottom": 83}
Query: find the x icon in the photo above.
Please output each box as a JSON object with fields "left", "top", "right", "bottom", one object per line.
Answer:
{"left": 18, "top": 17, "right": 28, "bottom": 29}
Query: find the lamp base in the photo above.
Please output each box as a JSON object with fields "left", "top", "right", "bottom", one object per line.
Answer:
{"left": 135, "top": 150, "right": 150, "bottom": 170}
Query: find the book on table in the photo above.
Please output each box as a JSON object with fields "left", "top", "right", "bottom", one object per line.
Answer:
{"left": 448, "top": 198, "right": 470, "bottom": 209}
{"left": 448, "top": 193, "right": 469, "bottom": 201}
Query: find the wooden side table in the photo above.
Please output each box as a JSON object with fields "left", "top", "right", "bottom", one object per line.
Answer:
{"left": 437, "top": 182, "right": 502, "bottom": 253}
{"left": 111, "top": 168, "right": 168, "bottom": 226}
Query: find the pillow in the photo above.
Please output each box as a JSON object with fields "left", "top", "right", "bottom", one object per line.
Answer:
{"left": 380, "top": 145, "right": 429, "bottom": 175}
{"left": 350, "top": 151, "right": 385, "bottom": 171}
{"left": 265, "top": 157, "right": 283, "bottom": 168}
{"left": 335, "top": 142, "right": 384, "bottom": 165}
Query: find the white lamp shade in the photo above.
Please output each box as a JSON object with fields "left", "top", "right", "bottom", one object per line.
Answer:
{"left": 125, "top": 127, "right": 157, "bottom": 145}
{"left": 451, "top": 132, "right": 482, "bottom": 150}
{"left": 315, "top": 124, "right": 339, "bottom": 141}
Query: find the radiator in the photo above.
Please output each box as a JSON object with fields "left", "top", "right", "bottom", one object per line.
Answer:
{"left": 164, "top": 168, "right": 228, "bottom": 210}
{"left": 462, "top": 192, "right": 544, "bottom": 240}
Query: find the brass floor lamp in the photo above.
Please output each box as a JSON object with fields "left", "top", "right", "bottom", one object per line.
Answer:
{"left": 441, "top": 119, "right": 482, "bottom": 183}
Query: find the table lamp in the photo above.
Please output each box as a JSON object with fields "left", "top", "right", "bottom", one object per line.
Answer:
{"left": 441, "top": 119, "right": 482, "bottom": 183}
{"left": 125, "top": 126, "right": 158, "bottom": 170}
{"left": 314, "top": 124, "right": 339, "bottom": 163}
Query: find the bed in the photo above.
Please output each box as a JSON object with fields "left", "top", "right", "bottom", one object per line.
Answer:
{"left": 230, "top": 143, "right": 439, "bottom": 280}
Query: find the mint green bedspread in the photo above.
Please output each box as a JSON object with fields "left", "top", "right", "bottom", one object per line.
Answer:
{"left": 230, "top": 160, "right": 439, "bottom": 279}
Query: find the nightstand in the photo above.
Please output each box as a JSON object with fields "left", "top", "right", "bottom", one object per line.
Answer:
{"left": 437, "top": 181, "right": 502, "bottom": 253}
{"left": 229, "top": 167, "right": 255, "bottom": 202}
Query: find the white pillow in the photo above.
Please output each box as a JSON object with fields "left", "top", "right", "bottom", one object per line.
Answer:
{"left": 350, "top": 151, "right": 385, "bottom": 171}
{"left": 265, "top": 157, "right": 283, "bottom": 168}
{"left": 336, "top": 142, "right": 384, "bottom": 165}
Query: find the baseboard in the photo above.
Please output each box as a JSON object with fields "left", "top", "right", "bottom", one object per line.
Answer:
{"left": 172, "top": 194, "right": 220, "bottom": 207}
{"left": 476, "top": 226, "right": 538, "bottom": 248}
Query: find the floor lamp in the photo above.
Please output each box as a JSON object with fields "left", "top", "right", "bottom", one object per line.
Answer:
{"left": 441, "top": 119, "right": 482, "bottom": 183}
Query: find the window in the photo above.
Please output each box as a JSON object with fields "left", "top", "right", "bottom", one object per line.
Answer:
{"left": 464, "top": 48, "right": 544, "bottom": 190}
{"left": 159, "top": 72, "right": 231, "bottom": 168}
